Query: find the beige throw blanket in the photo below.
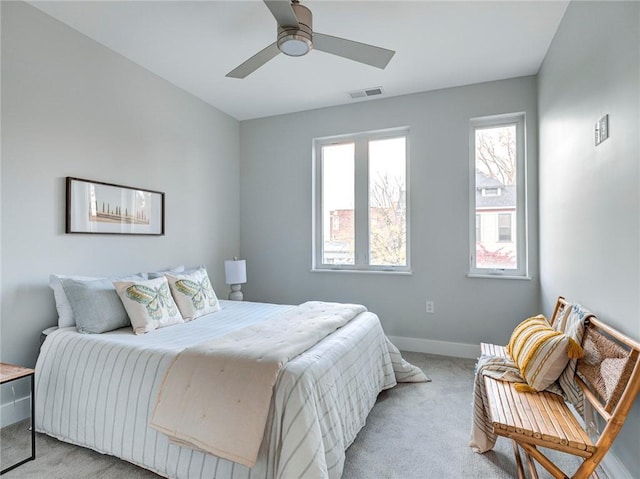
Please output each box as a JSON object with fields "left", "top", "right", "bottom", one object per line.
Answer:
{"left": 150, "top": 301, "right": 366, "bottom": 468}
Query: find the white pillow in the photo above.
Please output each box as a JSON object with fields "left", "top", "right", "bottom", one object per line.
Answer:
{"left": 166, "top": 267, "right": 221, "bottom": 320}
{"left": 147, "top": 265, "right": 185, "bottom": 279}
{"left": 114, "top": 276, "right": 184, "bottom": 334}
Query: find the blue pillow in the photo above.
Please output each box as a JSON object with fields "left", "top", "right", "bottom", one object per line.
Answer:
{"left": 61, "top": 277, "right": 131, "bottom": 333}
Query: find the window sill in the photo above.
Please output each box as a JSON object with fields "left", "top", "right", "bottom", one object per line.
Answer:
{"left": 467, "top": 273, "right": 532, "bottom": 280}
{"left": 311, "top": 268, "right": 412, "bottom": 275}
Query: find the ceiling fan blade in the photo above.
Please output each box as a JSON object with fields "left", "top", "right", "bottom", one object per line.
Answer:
{"left": 226, "top": 42, "right": 280, "bottom": 79}
{"left": 313, "top": 33, "right": 395, "bottom": 69}
{"left": 264, "top": 0, "right": 299, "bottom": 27}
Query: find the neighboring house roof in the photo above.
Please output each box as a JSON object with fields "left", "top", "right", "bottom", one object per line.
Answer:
{"left": 476, "top": 172, "right": 503, "bottom": 188}
{"left": 475, "top": 170, "right": 516, "bottom": 209}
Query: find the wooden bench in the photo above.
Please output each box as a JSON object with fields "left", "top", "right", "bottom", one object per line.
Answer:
{"left": 481, "top": 297, "right": 640, "bottom": 479}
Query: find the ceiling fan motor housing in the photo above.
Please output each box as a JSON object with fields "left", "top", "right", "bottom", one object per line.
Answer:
{"left": 277, "top": 3, "right": 313, "bottom": 56}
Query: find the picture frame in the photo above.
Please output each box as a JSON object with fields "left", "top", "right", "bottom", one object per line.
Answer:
{"left": 66, "top": 177, "right": 165, "bottom": 235}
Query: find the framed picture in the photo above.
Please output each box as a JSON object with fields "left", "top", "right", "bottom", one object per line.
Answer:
{"left": 66, "top": 177, "right": 165, "bottom": 235}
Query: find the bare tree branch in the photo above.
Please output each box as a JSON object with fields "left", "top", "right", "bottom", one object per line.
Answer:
{"left": 475, "top": 127, "right": 516, "bottom": 185}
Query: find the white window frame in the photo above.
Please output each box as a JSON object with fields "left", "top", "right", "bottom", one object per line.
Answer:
{"left": 469, "top": 113, "right": 528, "bottom": 278}
{"left": 312, "top": 127, "right": 410, "bottom": 273}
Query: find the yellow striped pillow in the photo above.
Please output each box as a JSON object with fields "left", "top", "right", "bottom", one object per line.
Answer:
{"left": 507, "top": 315, "right": 584, "bottom": 392}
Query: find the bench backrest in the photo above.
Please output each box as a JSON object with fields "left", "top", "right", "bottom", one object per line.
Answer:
{"left": 548, "top": 297, "right": 640, "bottom": 475}
{"left": 577, "top": 318, "right": 640, "bottom": 417}
{"left": 549, "top": 296, "right": 572, "bottom": 328}
{"left": 556, "top": 300, "right": 640, "bottom": 471}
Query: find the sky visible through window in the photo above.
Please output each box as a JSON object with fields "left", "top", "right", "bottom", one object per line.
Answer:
{"left": 322, "top": 143, "right": 355, "bottom": 212}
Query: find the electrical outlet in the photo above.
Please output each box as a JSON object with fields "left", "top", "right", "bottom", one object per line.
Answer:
{"left": 426, "top": 301, "right": 435, "bottom": 314}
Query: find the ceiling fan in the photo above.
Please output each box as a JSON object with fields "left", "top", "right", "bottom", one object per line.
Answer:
{"left": 226, "top": 0, "right": 395, "bottom": 79}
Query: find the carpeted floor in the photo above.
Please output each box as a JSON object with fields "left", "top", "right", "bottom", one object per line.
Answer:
{"left": 0, "top": 352, "right": 604, "bottom": 478}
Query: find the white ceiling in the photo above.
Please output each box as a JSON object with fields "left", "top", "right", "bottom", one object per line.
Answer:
{"left": 29, "top": 1, "right": 569, "bottom": 121}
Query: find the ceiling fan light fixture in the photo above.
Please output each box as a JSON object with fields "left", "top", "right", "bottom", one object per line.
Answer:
{"left": 278, "top": 34, "right": 312, "bottom": 56}
{"left": 276, "top": 3, "right": 313, "bottom": 57}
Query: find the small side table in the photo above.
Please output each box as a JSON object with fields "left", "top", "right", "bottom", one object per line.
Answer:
{"left": 0, "top": 363, "right": 35, "bottom": 475}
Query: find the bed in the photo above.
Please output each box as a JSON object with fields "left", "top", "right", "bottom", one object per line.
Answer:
{"left": 35, "top": 299, "right": 423, "bottom": 479}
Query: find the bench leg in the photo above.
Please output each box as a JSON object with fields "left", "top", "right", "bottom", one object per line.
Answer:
{"left": 512, "top": 440, "right": 540, "bottom": 479}
{"left": 519, "top": 442, "right": 569, "bottom": 479}
{"left": 523, "top": 449, "right": 539, "bottom": 479}
{"left": 512, "top": 440, "right": 527, "bottom": 479}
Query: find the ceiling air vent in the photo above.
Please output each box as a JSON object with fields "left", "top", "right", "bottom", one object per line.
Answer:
{"left": 349, "top": 87, "right": 384, "bottom": 100}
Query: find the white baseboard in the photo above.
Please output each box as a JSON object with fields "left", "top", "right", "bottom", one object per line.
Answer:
{"left": 0, "top": 395, "right": 31, "bottom": 428}
{"left": 387, "top": 335, "right": 480, "bottom": 359}
{"left": 600, "top": 451, "right": 633, "bottom": 479}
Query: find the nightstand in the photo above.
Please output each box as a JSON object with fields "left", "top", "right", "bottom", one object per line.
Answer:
{"left": 0, "top": 363, "right": 35, "bottom": 475}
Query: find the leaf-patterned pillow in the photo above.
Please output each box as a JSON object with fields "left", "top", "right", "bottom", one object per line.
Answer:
{"left": 113, "top": 276, "right": 184, "bottom": 334}
{"left": 166, "top": 266, "right": 221, "bottom": 320}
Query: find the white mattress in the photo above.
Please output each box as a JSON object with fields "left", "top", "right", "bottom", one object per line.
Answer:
{"left": 35, "top": 300, "right": 397, "bottom": 479}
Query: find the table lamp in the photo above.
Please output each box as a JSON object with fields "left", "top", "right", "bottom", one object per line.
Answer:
{"left": 224, "top": 258, "right": 247, "bottom": 301}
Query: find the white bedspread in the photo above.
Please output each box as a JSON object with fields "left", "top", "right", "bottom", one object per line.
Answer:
{"left": 35, "top": 301, "right": 403, "bottom": 479}
{"left": 150, "top": 301, "right": 367, "bottom": 467}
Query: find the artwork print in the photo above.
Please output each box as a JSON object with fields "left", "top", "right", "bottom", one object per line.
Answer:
{"left": 66, "top": 177, "right": 164, "bottom": 235}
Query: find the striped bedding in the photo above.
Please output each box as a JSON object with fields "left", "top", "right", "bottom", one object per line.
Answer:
{"left": 35, "top": 300, "right": 398, "bottom": 479}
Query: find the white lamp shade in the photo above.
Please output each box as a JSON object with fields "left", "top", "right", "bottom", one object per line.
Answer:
{"left": 224, "top": 259, "right": 247, "bottom": 285}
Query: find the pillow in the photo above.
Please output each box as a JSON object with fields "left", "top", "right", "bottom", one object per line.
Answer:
{"left": 506, "top": 314, "right": 548, "bottom": 359}
{"left": 50, "top": 274, "right": 100, "bottom": 327}
{"left": 114, "top": 276, "right": 184, "bottom": 334}
{"left": 166, "top": 267, "right": 221, "bottom": 320}
{"left": 147, "top": 265, "right": 185, "bottom": 279}
{"left": 507, "top": 315, "right": 584, "bottom": 392}
{"left": 50, "top": 273, "right": 146, "bottom": 328}
{"left": 61, "top": 277, "right": 132, "bottom": 334}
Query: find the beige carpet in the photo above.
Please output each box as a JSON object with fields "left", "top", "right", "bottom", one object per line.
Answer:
{"left": 0, "top": 353, "right": 604, "bottom": 478}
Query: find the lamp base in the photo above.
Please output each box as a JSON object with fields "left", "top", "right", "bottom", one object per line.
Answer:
{"left": 228, "top": 284, "right": 243, "bottom": 301}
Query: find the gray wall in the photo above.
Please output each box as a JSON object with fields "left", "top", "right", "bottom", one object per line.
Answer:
{"left": 1, "top": 1, "right": 240, "bottom": 374}
{"left": 240, "top": 77, "right": 540, "bottom": 352}
{"left": 538, "top": 1, "right": 639, "bottom": 475}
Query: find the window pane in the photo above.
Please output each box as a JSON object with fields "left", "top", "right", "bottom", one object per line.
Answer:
{"left": 322, "top": 143, "right": 355, "bottom": 265}
{"left": 474, "top": 125, "right": 517, "bottom": 269}
{"left": 498, "top": 212, "right": 512, "bottom": 241}
{"left": 368, "top": 137, "right": 407, "bottom": 266}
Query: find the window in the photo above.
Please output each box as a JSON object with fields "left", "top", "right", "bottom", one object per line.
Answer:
{"left": 313, "top": 128, "right": 409, "bottom": 272}
{"left": 498, "top": 213, "right": 512, "bottom": 241}
{"left": 481, "top": 187, "right": 501, "bottom": 197}
{"left": 469, "top": 113, "right": 527, "bottom": 276}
